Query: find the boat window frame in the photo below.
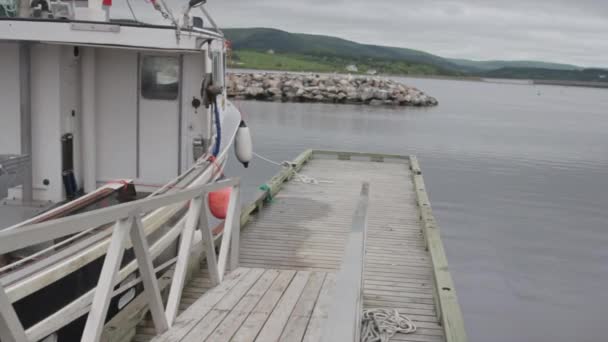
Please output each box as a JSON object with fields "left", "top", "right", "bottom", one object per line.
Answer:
{"left": 140, "top": 55, "right": 181, "bottom": 101}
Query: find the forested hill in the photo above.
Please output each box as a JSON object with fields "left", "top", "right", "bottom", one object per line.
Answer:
{"left": 223, "top": 28, "right": 607, "bottom": 83}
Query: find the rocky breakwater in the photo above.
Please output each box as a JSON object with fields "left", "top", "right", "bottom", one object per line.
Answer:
{"left": 226, "top": 72, "right": 438, "bottom": 107}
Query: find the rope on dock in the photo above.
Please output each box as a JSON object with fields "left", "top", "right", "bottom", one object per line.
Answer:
{"left": 361, "top": 308, "right": 416, "bottom": 342}
{"left": 253, "top": 152, "right": 329, "bottom": 185}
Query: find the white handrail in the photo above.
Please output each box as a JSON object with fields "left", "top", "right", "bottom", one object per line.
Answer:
{"left": 0, "top": 177, "right": 241, "bottom": 342}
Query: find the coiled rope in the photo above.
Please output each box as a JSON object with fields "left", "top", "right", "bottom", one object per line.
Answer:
{"left": 361, "top": 308, "right": 417, "bottom": 342}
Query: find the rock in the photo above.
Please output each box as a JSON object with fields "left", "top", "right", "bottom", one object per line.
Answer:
{"left": 267, "top": 87, "right": 281, "bottom": 96}
{"left": 227, "top": 72, "right": 437, "bottom": 107}
{"left": 360, "top": 87, "right": 374, "bottom": 101}
{"left": 373, "top": 90, "right": 389, "bottom": 101}
{"left": 246, "top": 86, "right": 264, "bottom": 97}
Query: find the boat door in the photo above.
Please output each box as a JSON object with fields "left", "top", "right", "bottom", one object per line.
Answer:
{"left": 138, "top": 54, "right": 181, "bottom": 184}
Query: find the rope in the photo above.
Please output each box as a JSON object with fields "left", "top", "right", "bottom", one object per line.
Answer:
{"left": 0, "top": 0, "right": 17, "bottom": 16}
{"left": 212, "top": 100, "right": 222, "bottom": 157}
{"left": 361, "top": 309, "right": 416, "bottom": 342}
{"left": 253, "top": 152, "right": 332, "bottom": 185}
{"left": 258, "top": 184, "right": 273, "bottom": 203}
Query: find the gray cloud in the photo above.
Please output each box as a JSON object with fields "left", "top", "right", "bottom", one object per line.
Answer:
{"left": 115, "top": 0, "right": 608, "bottom": 67}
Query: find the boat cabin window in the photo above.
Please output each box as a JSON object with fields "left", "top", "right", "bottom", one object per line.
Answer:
{"left": 212, "top": 51, "right": 224, "bottom": 87}
{"left": 141, "top": 56, "right": 180, "bottom": 100}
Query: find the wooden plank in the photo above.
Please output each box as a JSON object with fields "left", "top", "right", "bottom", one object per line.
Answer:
{"left": 151, "top": 268, "right": 252, "bottom": 342}
{"left": 180, "top": 268, "right": 266, "bottom": 341}
{"left": 279, "top": 272, "right": 326, "bottom": 341}
{"left": 254, "top": 271, "right": 310, "bottom": 341}
{"left": 301, "top": 273, "right": 336, "bottom": 342}
{"left": 413, "top": 167, "right": 467, "bottom": 342}
{"left": 204, "top": 269, "right": 280, "bottom": 342}
{"left": 230, "top": 270, "right": 296, "bottom": 342}
{"left": 312, "top": 149, "right": 409, "bottom": 161}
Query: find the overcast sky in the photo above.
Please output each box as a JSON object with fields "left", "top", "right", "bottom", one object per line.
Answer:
{"left": 118, "top": 0, "right": 608, "bottom": 67}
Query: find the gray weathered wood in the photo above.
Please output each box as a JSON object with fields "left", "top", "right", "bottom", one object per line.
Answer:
{"left": 205, "top": 269, "right": 279, "bottom": 342}
{"left": 151, "top": 268, "right": 253, "bottom": 342}
{"left": 254, "top": 271, "right": 311, "bottom": 341}
{"left": 179, "top": 268, "right": 265, "bottom": 341}
{"left": 123, "top": 151, "right": 464, "bottom": 342}
{"left": 279, "top": 272, "right": 326, "bottom": 341}
{"left": 230, "top": 270, "right": 296, "bottom": 342}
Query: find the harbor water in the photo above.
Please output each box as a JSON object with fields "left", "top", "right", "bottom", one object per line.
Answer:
{"left": 226, "top": 77, "right": 608, "bottom": 342}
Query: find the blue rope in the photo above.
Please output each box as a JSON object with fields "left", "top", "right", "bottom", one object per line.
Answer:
{"left": 212, "top": 100, "right": 221, "bottom": 157}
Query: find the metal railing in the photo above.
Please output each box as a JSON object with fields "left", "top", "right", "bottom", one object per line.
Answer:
{"left": 321, "top": 182, "right": 370, "bottom": 342}
{"left": 0, "top": 178, "right": 241, "bottom": 342}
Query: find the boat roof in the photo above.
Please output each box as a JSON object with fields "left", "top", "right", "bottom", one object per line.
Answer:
{"left": 0, "top": 18, "right": 224, "bottom": 52}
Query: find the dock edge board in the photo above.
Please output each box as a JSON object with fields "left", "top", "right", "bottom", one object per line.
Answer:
{"left": 410, "top": 155, "right": 467, "bottom": 342}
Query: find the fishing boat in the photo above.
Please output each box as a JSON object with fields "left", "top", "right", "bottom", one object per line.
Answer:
{"left": 0, "top": 0, "right": 252, "bottom": 340}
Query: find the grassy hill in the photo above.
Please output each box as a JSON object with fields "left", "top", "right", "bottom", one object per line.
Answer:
{"left": 224, "top": 28, "right": 607, "bottom": 83}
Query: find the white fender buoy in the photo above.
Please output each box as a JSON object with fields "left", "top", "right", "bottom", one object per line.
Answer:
{"left": 235, "top": 120, "right": 253, "bottom": 168}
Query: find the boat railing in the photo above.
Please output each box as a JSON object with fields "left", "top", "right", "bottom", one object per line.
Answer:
{"left": 0, "top": 177, "right": 242, "bottom": 342}
{"left": 321, "top": 182, "right": 370, "bottom": 342}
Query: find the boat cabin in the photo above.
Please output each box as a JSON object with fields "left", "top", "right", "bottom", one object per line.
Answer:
{"left": 0, "top": 0, "right": 236, "bottom": 209}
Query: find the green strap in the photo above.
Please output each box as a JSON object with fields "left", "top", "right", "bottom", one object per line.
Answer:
{"left": 259, "top": 184, "right": 273, "bottom": 203}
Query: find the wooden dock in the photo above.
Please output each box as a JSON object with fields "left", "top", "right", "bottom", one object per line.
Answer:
{"left": 127, "top": 150, "right": 466, "bottom": 342}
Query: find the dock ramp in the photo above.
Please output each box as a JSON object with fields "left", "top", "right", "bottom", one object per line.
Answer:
{"left": 0, "top": 150, "right": 465, "bottom": 342}
{"left": 135, "top": 150, "right": 466, "bottom": 342}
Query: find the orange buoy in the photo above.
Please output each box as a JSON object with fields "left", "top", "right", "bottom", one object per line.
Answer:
{"left": 208, "top": 187, "right": 231, "bottom": 219}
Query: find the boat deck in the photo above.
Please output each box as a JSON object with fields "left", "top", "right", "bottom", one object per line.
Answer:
{"left": 132, "top": 151, "right": 464, "bottom": 342}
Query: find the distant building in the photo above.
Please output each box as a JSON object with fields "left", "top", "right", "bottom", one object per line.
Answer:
{"left": 267, "top": 49, "right": 275, "bottom": 55}
{"left": 599, "top": 74, "right": 607, "bottom": 79}
{"left": 346, "top": 64, "right": 358, "bottom": 72}
{"left": 366, "top": 69, "right": 378, "bottom": 75}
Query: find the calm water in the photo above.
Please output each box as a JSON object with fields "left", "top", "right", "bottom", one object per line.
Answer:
{"left": 226, "top": 78, "right": 608, "bottom": 342}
